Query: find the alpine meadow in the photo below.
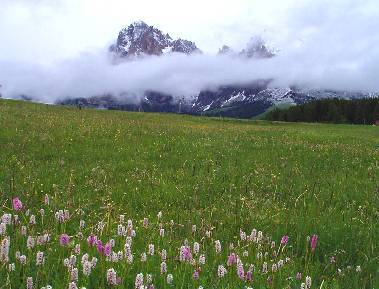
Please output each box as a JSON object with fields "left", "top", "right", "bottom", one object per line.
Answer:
{"left": 0, "top": 99, "right": 378, "bottom": 288}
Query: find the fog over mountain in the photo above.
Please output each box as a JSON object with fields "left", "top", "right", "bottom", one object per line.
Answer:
{"left": 0, "top": 0, "right": 378, "bottom": 103}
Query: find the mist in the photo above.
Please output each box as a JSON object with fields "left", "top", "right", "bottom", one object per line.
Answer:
{"left": 0, "top": 0, "right": 378, "bottom": 103}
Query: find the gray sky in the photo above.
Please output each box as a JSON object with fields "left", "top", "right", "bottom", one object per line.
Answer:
{"left": 0, "top": 0, "right": 338, "bottom": 62}
{"left": 0, "top": 0, "right": 378, "bottom": 100}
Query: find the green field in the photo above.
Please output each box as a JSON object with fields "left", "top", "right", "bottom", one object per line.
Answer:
{"left": 0, "top": 99, "right": 378, "bottom": 288}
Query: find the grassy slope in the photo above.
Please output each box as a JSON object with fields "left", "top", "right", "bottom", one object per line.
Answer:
{"left": 0, "top": 99, "right": 378, "bottom": 288}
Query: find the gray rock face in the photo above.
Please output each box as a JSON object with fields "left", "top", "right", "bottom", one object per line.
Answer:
{"left": 109, "top": 21, "right": 201, "bottom": 58}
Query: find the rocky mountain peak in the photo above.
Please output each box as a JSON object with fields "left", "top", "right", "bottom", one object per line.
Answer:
{"left": 110, "top": 21, "right": 201, "bottom": 58}
{"left": 239, "top": 36, "right": 275, "bottom": 58}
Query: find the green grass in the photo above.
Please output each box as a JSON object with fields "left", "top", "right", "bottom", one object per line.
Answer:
{"left": 0, "top": 99, "right": 378, "bottom": 288}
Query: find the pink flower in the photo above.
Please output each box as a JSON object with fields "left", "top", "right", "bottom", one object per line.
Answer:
{"left": 12, "top": 198, "right": 23, "bottom": 211}
{"left": 104, "top": 242, "right": 112, "bottom": 256}
{"left": 192, "top": 269, "right": 199, "bottom": 279}
{"left": 296, "top": 272, "right": 302, "bottom": 279}
{"left": 280, "top": 235, "right": 289, "bottom": 245}
{"left": 59, "top": 234, "right": 70, "bottom": 246}
{"left": 96, "top": 240, "right": 103, "bottom": 254}
{"left": 87, "top": 234, "right": 96, "bottom": 246}
{"left": 310, "top": 234, "right": 318, "bottom": 252}
{"left": 227, "top": 253, "right": 236, "bottom": 266}
{"left": 245, "top": 270, "right": 252, "bottom": 282}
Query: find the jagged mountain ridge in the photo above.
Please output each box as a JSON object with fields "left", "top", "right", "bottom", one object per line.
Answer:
{"left": 59, "top": 21, "right": 374, "bottom": 118}
{"left": 109, "top": 21, "right": 201, "bottom": 57}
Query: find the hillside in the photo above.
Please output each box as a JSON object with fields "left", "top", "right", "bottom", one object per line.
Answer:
{"left": 0, "top": 99, "right": 378, "bottom": 288}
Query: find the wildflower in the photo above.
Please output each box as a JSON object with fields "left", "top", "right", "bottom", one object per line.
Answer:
{"left": 257, "top": 231, "right": 263, "bottom": 242}
{"left": 36, "top": 251, "right": 44, "bottom": 266}
{"left": 281, "top": 235, "right": 289, "bottom": 245}
{"left": 107, "top": 268, "right": 117, "bottom": 286}
{"left": 166, "top": 274, "right": 173, "bottom": 284}
{"left": 301, "top": 283, "right": 306, "bottom": 289}
{"left": 193, "top": 242, "right": 200, "bottom": 255}
{"left": 40, "top": 209, "right": 45, "bottom": 216}
{"left": 68, "top": 282, "right": 77, "bottom": 289}
{"left": 143, "top": 273, "right": 152, "bottom": 284}
{"left": 180, "top": 245, "right": 192, "bottom": 262}
{"left": 148, "top": 244, "right": 154, "bottom": 256}
{"left": 0, "top": 223, "right": 6, "bottom": 235}
{"left": 79, "top": 220, "right": 85, "bottom": 230}
{"left": 0, "top": 237, "right": 10, "bottom": 263}
{"left": 278, "top": 259, "right": 284, "bottom": 268}
{"left": 250, "top": 228, "right": 257, "bottom": 239}
{"left": 91, "top": 257, "right": 98, "bottom": 267}
{"left": 140, "top": 252, "right": 147, "bottom": 262}
{"left": 8, "top": 263, "right": 15, "bottom": 271}
{"left": 267, "top": 276, "right": 273, "bottom": 286}
{"left": 97, "top": 221, "right": 104, "bottom": 232}
{"left": 240, "top": 229, "right": 247, "bottom": 241}
{"left": 310, "top": 235, "right": 318, "bottom": 252}
{"left": 193, "top": 269, "right": 199, "bottom": 279}
{"left": 296, "top": 272, "right": 302, "bottom": 279}
{"left": 127, "top": 219, "right": 133, "bottom": 230}
{"left": 157, "top": 211, "right": 162, "bottom": 220}
{"left": 69, "top": 255, "right": 77, "bottom": 266}
{"left": 305, "top": 276, "right": 312, "bottom": 288}
{"left": 19, "top": 255, "right": 27, "bottom": 265}
{"left": 1, "top": 214, "right": 11, "bottom": 225}
{"left": 159, "top": 228, "right": 165, "bottom": 237}
{"left": 143, "top": 218, "right": 149, "bottom": 228}
{"left": 59, "top": 234, "right": 70, "bottom": 246}
{"left": 29, "top": 215, "right": 36, "bottom": 225}
{"left": 44, "top": 194, "right": 49, "bottom": 205}
{"left": 74, "top": 244, "right": 80, "bottom": 255}
{"left": 214, "top": 240, "right": 221, "bottom": 254}
{"left": 262, "top": 262, "right": 268, "bottom": 274}
{"left": 272, "top": 263, "right": 278, "bottom": 272}
{"left": 96, "top": 240, "right": 104, "bottom": 254}
{"left": 82, "top": 261, "right": 92, "bottom": 276}
{"left": 12, "top": 197, "right": 23, "bottom": 211}
{"left": 104, "top": 242, "right": 112, "bottom": 256}
{"left": 237, "top": 264, "right": 244, "bottom": 279}
{"left": 245, "top": 269, "right": 252, "bottom": 282}
{"left": 271, "top": 241, "right": 276, "bottom": 248}
{"left": 205, "top": 230, "right": 211, "bottom": 238}
{"left": 27, "top": 277, "right": 33, "bottom": 289}
{"left": 117, "top": 225, "right": 124, "bottom": 236}
{"left": 218, "top": 265, "right": 227, "bottom": 277}
{"left": 71, "top": 268, "right": 78, "bottom": 282}
{"left": 160, "top": 261, "right": 167, "bottom": 274}
{"left": 227, "top": 253, "right": 236, "bottom": 266}
{"left": 356, "top": 265, "right": 362, "bottom": 272}
{"left": 135, "top": 273, "right": 144, "bottom": 288}
{"left": 87, "top": 235, "right": 96, "bottom": 246}
{"left": 161, "top": 249, "right": 167, "bottom": 261}
{"left": 199, "top": 254, "right": 206, "bottom": 265}
{"left": 127, "top": 253, "right": 133, "bottom": 264}
{"left": 119, "top": 215, "right": 125, "bottom": 223}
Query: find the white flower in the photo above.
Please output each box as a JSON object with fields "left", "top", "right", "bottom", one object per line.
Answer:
{"left": 166, "top": 274, "right": 173, "bottom": 284}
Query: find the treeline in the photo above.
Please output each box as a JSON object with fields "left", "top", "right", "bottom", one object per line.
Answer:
{"left": 266, "top": 98, "right": 379, "bottom": 125}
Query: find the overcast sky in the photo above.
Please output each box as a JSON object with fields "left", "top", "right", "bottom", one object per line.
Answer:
{"left": 0, "top": 0, "right": 378, "bottom": 100}
{"left": 0, "top": 0, "right": 363, "bottom": 63}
